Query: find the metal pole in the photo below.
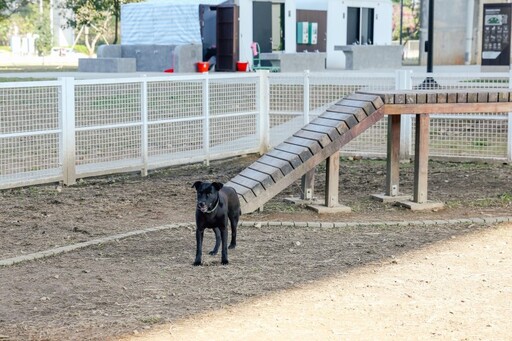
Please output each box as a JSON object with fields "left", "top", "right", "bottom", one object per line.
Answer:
{"left": 426, "top": 0, "right": 434, "bottom": 73}
{"left": 399, "top": 0, "right": 404, "bottom": 45}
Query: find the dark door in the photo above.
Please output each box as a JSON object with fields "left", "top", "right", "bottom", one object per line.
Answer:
{"left": 347, "top": 7, "right": 360, "bottom": 45}
{"left": 216, "top": 4, "right": 239, "bottom": 71}
{"left": 253, "top": 2, "right": 272, "bottom": 52}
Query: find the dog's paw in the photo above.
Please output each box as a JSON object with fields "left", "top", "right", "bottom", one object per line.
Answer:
{"left": 228, "top": 244, "right": 236, "bottom": 249}
{"left": 193, "top": 261, "right": 202, "bottom": 266}
{"left": 221, "top": 259, "right": 229, "bottom": 265}
{"left": 209, "top": 250, "right": 218, "bottom": 255}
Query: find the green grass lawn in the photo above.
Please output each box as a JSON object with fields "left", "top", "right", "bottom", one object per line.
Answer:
{"left": 0, "top": 65, "right": 78, "bottom": 82}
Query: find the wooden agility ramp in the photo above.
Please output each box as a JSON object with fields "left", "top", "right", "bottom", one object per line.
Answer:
{"left": 225, "top": 93, "right": 386, "bottom": 214}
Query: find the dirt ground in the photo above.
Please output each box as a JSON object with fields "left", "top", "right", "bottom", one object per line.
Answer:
{"left": 0, "top": 154, "right": 511, "bottom": 340}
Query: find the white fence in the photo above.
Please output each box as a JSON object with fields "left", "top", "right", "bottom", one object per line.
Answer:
{"left": 1, "top": 70, "right": 511, "bottom": 190}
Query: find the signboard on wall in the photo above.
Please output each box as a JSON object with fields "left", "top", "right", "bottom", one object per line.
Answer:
{"left": 481, "top": 3, "right": 512, "bottom": 71}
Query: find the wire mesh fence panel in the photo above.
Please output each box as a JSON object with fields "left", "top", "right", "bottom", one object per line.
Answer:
{"left": 209, "top": 114, "right": 259, "bottom": 154}
{"left": 148, "top": 120, "right": 203, "bottom": 158}
{"left": 410, "top": 72, "right": 510, "bottom": 161}
{"left": 0, "top": 134, "right": 60, "bottom": 177}
{"left": 209, "top": 78, "right": 258, "bottom": 116}
{"left": 147, "top": 80, "right": 203, "bottom": 121}
{"left": 76, "top": 126, "right": 142, "bottom": 166}
{"left": 75, "top": 82, "right": 142, "bottom": 128}
{"left": 0, "top": 84, "right": 61, "bottom": 187}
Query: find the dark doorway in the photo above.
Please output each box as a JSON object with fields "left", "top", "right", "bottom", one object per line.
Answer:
{"left": 253, "top": 2, "right": 284, "bottom": 53}
{"left": 347, "top": 6, "right": 374, "bottom": 45}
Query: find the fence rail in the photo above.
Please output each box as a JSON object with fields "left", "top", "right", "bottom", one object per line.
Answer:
{"left": 1, "top": 70, "right": 511, "bottom": 190}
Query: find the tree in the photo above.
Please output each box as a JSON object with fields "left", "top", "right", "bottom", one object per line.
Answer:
{"left": 35, "top": 5, "right": 52, "bottom": 55}
{"left": 60, "top": 0, "right": 114, "bottom": 56}
{"left": 60, "top": 0, "right": 142, "bottom": 55}
{"left": 0, "top": 0, "right": 32, "bottom": 21}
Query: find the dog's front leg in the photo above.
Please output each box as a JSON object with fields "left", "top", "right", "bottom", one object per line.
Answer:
{"left": 220, "top": 227, "right": 229, "bottom": 265}
{"left": 209, "top": 227, "right": 221, "bottom": 255}
{"left": 193, "top": 228, "right": 204, "bottom": 266}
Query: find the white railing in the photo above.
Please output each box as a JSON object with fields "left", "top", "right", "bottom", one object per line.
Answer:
{"left": 1, "top": 70, "right": 511, "bottom": 190}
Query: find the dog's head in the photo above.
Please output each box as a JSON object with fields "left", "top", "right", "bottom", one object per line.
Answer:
{"left": 192, "top": 181, "right": 223, "bottom": 213}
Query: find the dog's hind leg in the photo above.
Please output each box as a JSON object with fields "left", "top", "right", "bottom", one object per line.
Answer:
{"left": 209, "top": 227, "right": 221, "bottom": 255}
{"left": 228, "top": 214, "right": 239, "bottom": 249}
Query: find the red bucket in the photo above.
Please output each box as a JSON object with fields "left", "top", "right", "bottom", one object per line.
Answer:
{"left": 196, "top": 62, "right": 209, "bottom": 73}
{"left": 236, "top": 61, "right": 248, "bottom": 72}
{"left": 164, "top": 68, "right": 174, "bottom": 73}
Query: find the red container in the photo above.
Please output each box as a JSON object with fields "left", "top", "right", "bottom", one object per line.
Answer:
{"left": 196, "top": 62, "right": 209, "bottom": 73}
{"left": 164, "top": 68, "right": 174, "bottom": 73}
{"left": 236, "top": 61, "right": 248, "bottom": 72}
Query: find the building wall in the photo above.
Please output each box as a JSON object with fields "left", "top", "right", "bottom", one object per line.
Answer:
{"left": 327, "top": 0, "right": 393, "bottom": 69}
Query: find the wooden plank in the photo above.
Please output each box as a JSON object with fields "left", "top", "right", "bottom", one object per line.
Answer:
{"left": 325, "top": 151, "right": 340, "bottom": 207}
{"left": 344, "top": 93, "right": 385, "bottom": 108}
{"left": 447, "top": 93, "right": 457, "bottom": 103}
{"left": 320, "top": 112, "right": 358, "bottom": 128}
{"left": 239, "top": 168, "right": 274, "bottom": 190}
{"left": 437, "top": 92, "right": 447, "bottom": 103}
{"left": 417, "top": 93, "right": 427, "bottom": 104}
{"left": 488, "top": 92, "right": 498, "bottom": 102}
{"left": 266, "top": 149, "right": 303, "bottom": 169}
{"left": 249, "top": 161, "right": 284, "bottom": 183}
{"left": 395, "top": 94, "right": 406, "bottom": 104}
{"left": 293, "top": 130, "right": 331, "bottom": 148}
{"left": 230, "top": 174, "right": 266, "bottom": 197}
{"left": 386, "top": 115, "right": 401, "bottom": 196}
{"left": 240, "top": 106, "right": 386, "bottom": 214}
{"left": 284, "top": 136, "right": 322, "bottom": 155}
{"left": 468, "top": 92, "right": 478, "bottom": 103}
{"left": 303, "top": 123, "right": 340, "bottom": 141}
{"left": 413, "top": 114, "right": 430, "bottom": 204}
{"left": 477, "top": 92, "right": 489, "bottom": 103}
{"left": 405, "top": 93, "right": 416, "bottom": 104}
{"left": 275, "top": 142, "right": 314, "bottom": 163}
{"left": 258, "top": 155, "right": 294, "bottom": 176}
{"left": 327, "top": 105, "right": 367, "bottom": 122}
{"left": 499, "top": 91, "right": 509, "bottom": 102}
{"left": 426, "top": 93, "right": 437, "bottom": 103}
{"left": 310, "top": 118, "right": 350, "bottom": 135}
{"left": 337, "top": 99, "right": 375, "bottom": 115}
{"left": 224, "top": 181, "right": 252, "bottom": 203}
{"left": 382, "top": 102, "right": 512, "bottom": 115}
{"left": 457, "top": 92, "right": 468, "bottom": 103}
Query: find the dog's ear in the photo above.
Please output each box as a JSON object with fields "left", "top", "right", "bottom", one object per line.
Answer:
{"left": 192, "top": 181, "right": 203, "bottom": 190}
{"left": 212, "top": 182, "right": 224, "bottom": 191}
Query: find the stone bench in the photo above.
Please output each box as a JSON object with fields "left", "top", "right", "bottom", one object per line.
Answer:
{"left": 334, "top": 45, "right": 403, "bottom": 70}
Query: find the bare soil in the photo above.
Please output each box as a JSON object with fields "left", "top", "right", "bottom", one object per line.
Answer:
{"left": 0, "top": 154, "right": 511, "bottom": 340}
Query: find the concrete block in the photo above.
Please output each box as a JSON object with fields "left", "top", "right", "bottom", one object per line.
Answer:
{"left": 335, "top": 45, "right": 403, "bottom": 70}
{"left": 97, "top": 45, "right": 122, "bottom": 58}
{"left": 78, "top": 58, "right": 136, "bottom": 73}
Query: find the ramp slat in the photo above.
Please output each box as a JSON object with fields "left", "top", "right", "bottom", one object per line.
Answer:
{"left": 224, "top": 181, "right": 251, "bottom": 203}
{"left": 267, "top": 149, "right": 303, "bottom": 168}
{"left": 344, "top": 93, "right": 385, "bottom": 108}
{"left": 321, "top": 112, "right": 358, "bottom": 128}
{"left": 293, "top": 130, "right": 331, "bottom": 148}
{"left": 249, "top": 162, "right": 284, "bottom": 183}
{"left": 230, "top": 175, "right": 265, "bottom": 196}
{"left": 239, "top": 168, "right": 274, "bottom": 190}
{"left": 275, "top": 142, "right": 314, "bottom": 162}
{"left": 310, "top": 118, "right": 349, "bottom": 135}
{"left": 284, "top": 136, "right": 322, "bottom": 155}
{"left": 338, "top": 99, "right": 376, "bottom": 115}
{"left": 258, "top": 155, "right": 294, "bottom": 175}
{"left": 302, "top": 124, "right": 340, "bottom": 141}
{"left": 327, "top": 105, "right": 367, "bottom": 122}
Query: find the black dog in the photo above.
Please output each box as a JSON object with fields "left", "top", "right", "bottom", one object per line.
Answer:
{"left": 192, "top": 181, "right": 241, "bottom": 265}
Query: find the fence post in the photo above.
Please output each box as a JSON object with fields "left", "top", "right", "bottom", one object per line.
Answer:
{"left": 203, "top": 74, "right": 210, "bottom": 166}
{"left": 258, "top": 70, "right": 270, "bottom": 154}
{"left": 395, "top": 69, "right": 413, "bottom": 159}
{"left": 141, "top": 77, "right": 149, "bottom": 176}
{"left": 303, "top": 70, "right": 310, "bottom": 125}
{"left": 60, "top": 77, "right": 76, "bottom": 186}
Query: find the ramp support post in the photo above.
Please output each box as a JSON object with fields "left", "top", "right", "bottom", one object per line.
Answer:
{"left": 325, "top": 151, "right": 340, "bottom": 207}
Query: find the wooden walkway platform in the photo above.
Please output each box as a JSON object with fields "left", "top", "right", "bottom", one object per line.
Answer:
{"left": 227, "top": 88, "right": 512, "bottom": 214}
